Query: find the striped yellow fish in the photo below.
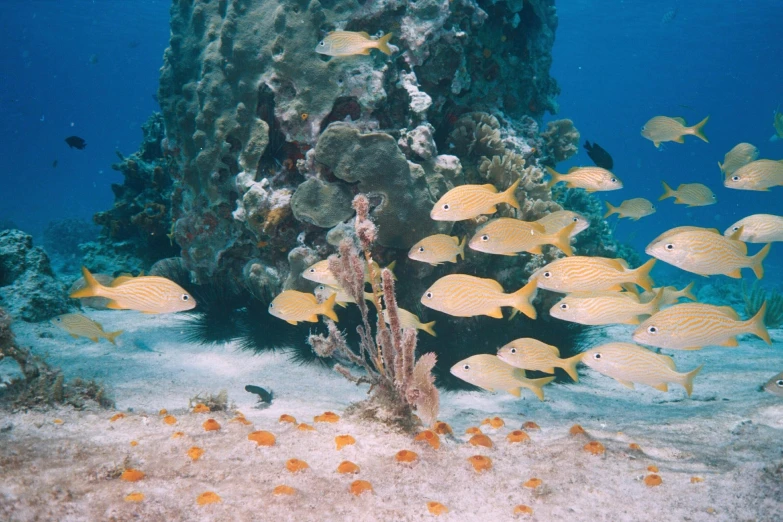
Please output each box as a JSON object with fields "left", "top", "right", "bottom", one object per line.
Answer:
{"left": 641, "top": 115, "right": 709, "bottom": 148}
{"left": 639, "top": 282, "right": 696, "bottom": 305}
{"left": 718, "top": 143, "right": 758, "bottom": 176}
{"left": 535, "top": 210, "right": 590, "bottom": 237}
{"left": 582, "top": 342, "right": 703, "bottom": 396}
{"left": 315, "top": 31, "right": 393, "bottom": 57}
{"left": 645, "top": 227, "right": 771, "bottom": 278}
{"left": 724, "top": 214, "right": 783, "bottom": 243}
{"left": 430, "top": 180, "right": 520, "bottom": 221}
{"left": 313, "top": 284, "right": 373, "bottom": 308}
{"left": 550, "top": 289, "right": 663, "bottom": 326}
{"left": 408, "top": 234, "right": 466, "bottom": 265}
{"left": 303, "top": 259, "right": 393, "bottom": 286}
{"left": 496, "top": 338, "right": 582, "bottom": 382}
{"left": 545, "top": 166, "right": 622, "bottom": 192}
{"left": 450, "top": 354, "right": 555, "bottom": 400}
{"left": 724, "top": 159, "right": 783, "bottom": 191}
{"left": 632, "top": 302, "right": 771, "bottom": 350}
{"left": 70, "top": 267, "right": 195, "bottom": 314}
{"left": 268, "top": 291, "right": 338, "bottom": 325}
{"left": 469, "top": 220, "right": 575, "bottom": 256}
{"left": 604, "top": 198, "right": 656, "bottom": 220}
{"left": 531, "top": 257, "right": 656, "bottom": 293}
{"left": 659, "top": 181, "right": 716, "bottom": 207}
{"left": 383, "top": 308, "right": 436, "bottom": 337}
{"left": 421, "top": 275, "right": 538, "bottom": 319}
{"left": 51, "top": 313, "right": 123, "bottom": 344}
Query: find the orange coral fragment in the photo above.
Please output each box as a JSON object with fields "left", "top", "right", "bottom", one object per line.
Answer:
{"left": 273, "top": 485, "right": 296, "bottom": 496}
{"left": 202, "top": 418, "right": 221, "bottom": 432}
{"left": 691, "top": 476, "right": 704, "bottom": 484}
{"left": 335, "top": 435, "right": 356, "bottom": 450}
{"left": 465, "top": 426, "right": 482, "bottom": 435}
{"left": 522, "top": 421, "right": 540, "bottom": 430}
{"left": 569, "top": 424, "right": 586, "bottom": 436}
{"left": 514, "top": 504, "right": 534, "bottom": 516}
{"left": 467, "top": 455, "right": 492, "bottom": 473}
{"left": 349, "top": 480, "right": 373, "bottom": 496}
{"left": 286, "top": 458, "right": 309, "bottom": 473}
{"left": 481, "top": 417, "right": 505, "bottom": 429}
{"left": 196, "top": 491, "right": 221, "bottom": 505}
{"left": 427, "top": 502, "right": 449, "bottom": 515}
{"left": 279, "top": 414, "right": 296, "bottom": 424}
{"left": 53, "top": 419, "right": 63, "bottom": 425}
{"left": 395, "top": 450, "right": 419, "bottom": 463}
{"left": 231, "top": 416, "right": 252, "bottom": 425}
{"left": 433, "top": 421, "right": 452, "bottom": 435}
{"left": 583, "top": 441, "right": 605, "bottom": 455}
{"left": 110, "top": 413, "right": 125, "bottom": 422}
{"left": 124, "top": 492, "right": 144, "bottom": 503}
{"left": 187, "top": 446, "right": 204, "bottom": 461}
{"left": 296, "top": 423, "right": 316, "bottom": 432}
{"left": 644, "top": 474, "right": 662, "bottom": 487}
{"left": 192, "top": 403, "right": 210, "bottom": 413}
{"left": 163, "top": 415, "right": 177, "bottom": 425}
{"left": 130, "top": 440, "right": 138, "bottom": 447}
{"left": 507, "top": 430, "right": 530, "bottom": 443}
{"left": 159, "top": 409, "right": 167, "bottom": 415}
{"left": 629, "top": 443, "right": 641, "bottom": 451}
{"left": 468, "top": 434, "right": 493, "bottom": 448}
{"left": 337, "top": 461, "right": 360, "bottom": 474}
{"left": 414, "top": 429, "right": 440, "bottom": 450}
{"left": 314, "top": 411, "right": 340, "bottom": 423}
{"left": 647, "top": 465, "right": 659, "bottom": 473}
{"left": 248, "top": 430, "right": 276, "bottom": 447}
{"left": 120, "top": 469, "right": 145, "bottom": 482}
{"left": 171, "top": 431, "right": 184, "bottom": 439}
{"left": 523, "top": 478, "right": 542, "bottom": 489}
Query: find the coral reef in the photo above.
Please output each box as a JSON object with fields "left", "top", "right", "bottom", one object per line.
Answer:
{"left": 540, "top": 119, "right": 580, "bottom": 164}
{"left": 42, "top": 218, "right": 99, "bottom": 258}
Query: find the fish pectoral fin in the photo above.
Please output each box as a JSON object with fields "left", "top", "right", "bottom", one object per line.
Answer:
{"left": 486, "top": 308, "right": 504, "bottom": 319}
{"left": 105, "top": 301, "right": 124, "bottom": 310}
{"left": 617, "top": 379, "right": 635, "bottom": 389}
{"left": 286, "top": 320, "right": 298, "bottom": 326}
{"left": 358, "top": 31, "right": 370, "bottom": 38}
{"left": 672, "top": 117, "right": 686, "bottom": 125}
{"left": 720, "top": 337, "right": 739, "bottom": 347}
{"left": 483, "top": 206, "right": 498, "bottom": 214}
{"left": 507, "top": 387, "right": 522, "bottom": 397}
{"left": 652, "top": 383, "right": 669, "bottom": 392}
{"left": 654, "top": 141, "right": 661, "bottom": 148}
{"left": 725, "top": 268, "right": 742, "bottom": 278}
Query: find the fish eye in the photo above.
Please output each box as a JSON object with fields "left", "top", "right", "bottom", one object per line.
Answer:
{"left": 572, "top": 217, "right": 579, "bottom": 222}
{"left": 712, "top": 195, "right": 716, "bottom": 199}
{"left": 560, "top": 303, "right": 568, "bottom": 310}
{"left": 731, "top": 175, "right": 740, "bottom": 182}
{"left": 309, "top": 268, "right": 315, "bottom": 273}
{"left": 181, "top": 294, "right": 190, "bottom": 301}
{"left": 647, "top": 326, "right": 658, "bottom": 334}
{"left": 510, "top": 348, "right": 516, "bottom": 354}
{"left": 665, "top": 244, "right": 674, "bottom": 250}
{"left": 55, "top": 317, "right": 61, "bottom": 322}
{"left": 732, "top": 226, "right": 739, "bottom": 231}
{"left": 426, "top": 292, "right": 433, "bottom": 299}
{"left": 481, "top": 235, "right": 489, "bottom": 241}
{"left": 463, "top": 364, "right": 470, "bottom": 371}
{"left": 318, "top": 41, "right": 325, "bottom": 46}
{"left": 777, "top": 379, "right": 783, "bottom": 387}
{"left": 593, "top": 353, "right": 601, "bottom": 359}
{"left": 610, "top": 177, "right": 617, "bottom": 183}
{"left": 442, "top": 204, "right": 450, "bottom": 211}
{"left": 317, "top": 285, "right": 324, "bottom": 290}
{"left": 543, "top": 271, "right": 552, "bottom": 278}
{"left": 269, "top": 303, "right": 274, "bottom": 309}
{"left": 418, "top": 246, "right": 425, "bottom": 252}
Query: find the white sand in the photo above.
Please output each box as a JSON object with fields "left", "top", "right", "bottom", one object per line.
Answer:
{"left": 1, "top": 312, "right": 782, "bottom": 521}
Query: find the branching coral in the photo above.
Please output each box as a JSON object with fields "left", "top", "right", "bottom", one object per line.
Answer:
{"left": 742, "top": 281, "right": 783, "bottom": 327}
{"left": 307, "top": 195, "right": 439, "bottom": 430}
{"left": 448, "top": 113, "right": 506, "bottom": 159}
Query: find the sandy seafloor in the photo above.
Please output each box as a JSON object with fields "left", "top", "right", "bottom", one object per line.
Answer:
{"left": 1, "top": 310, "right": 781, "bottom": 522}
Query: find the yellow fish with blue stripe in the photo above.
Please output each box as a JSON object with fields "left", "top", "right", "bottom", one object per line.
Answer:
{"left": 430, "top": 180, "right": 520, "bottom": 221}
{"left": 269, "top": 291, "right": 338, "bottom": 325}
{"left": 450, "top": 354, "right": 555, "bottom": 400}
{"left": 531, "top": 257, "right": 656, "bottom": 293}
{"left": 408, "top": 234, "right": 466, "bottom": 265}
{"left": 496, "top": 338, "right": 582, "bottom": 382}
{"left": 315, "top": 31, "right": 393, "bottom": 57}
{"left": 421, "top": 275, "right": 538, "bottom": 319}
{"left": 659, "top": 181, "right": 716, "bottom": 207}
{"left": 603, "top": 198, "right": 656, "bottom": 220}
{"left": 545, "top": 166, "right": 622, "bottom": 193}
{"left": 469, "top": 219, "right": 575, "bottom": 256}
{"left": 641, "top": 115, "right": 709, "bottom": 148}
{"left": 51, "top": 313, "right": 123, "bottom": 344}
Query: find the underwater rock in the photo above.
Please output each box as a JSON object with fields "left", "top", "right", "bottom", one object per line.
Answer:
{"left": 541, "top": 119, "right": 581, "bottom": 164}
{"left": 291, "top": 178, "right": 354, "bottom": 229}
{"left": 282, "top": 247, "right": 319, "bottom": 292}
{"left": 77, "top": 241, "right": 145, "bottom": 277}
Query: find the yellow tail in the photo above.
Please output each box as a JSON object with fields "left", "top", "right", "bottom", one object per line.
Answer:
{"left": 560, "top": 353, "right": 583, "bottom": 383}
{"left": 550, "top": 222, "right": 575, "bottom": 256}
{"left": 525, "top": 376, "right": 556, "bottom": 401}
{"left": 682, "top": 365, "right": 703, "bottom": 397}
{"left": 750, "top": 243, "right": 771, "bottom": 279}
{"left": 106, "top": 330, "right": 124, "bottom": 345}
{"left": 321, "top": 293, "right": 339, "bottom": 322}
{"left": 679, "top": 281, "right": 697, "bottom": 301}
{"left": 510, "top": 279, "right": 538, "bottom": 320}
{"left": 632, "top": 258, "right": 656, "bottom": 292}
{"left": 603, "top": 201, "right": 617, "bottom": 219}
{"left": 457, "top": 236, "right": 466, "bottom": 261}
{"left": 545, "top": 166, "right": 561, "bottom": 190}
{"left": 717, "top": 161, "right": 724, "bottom": 174}
{"left": 746, "top": 301, "right": 771, "bottom": 344}
{"left": 420, "top": 320, "right": 437, "bottom": 337}
{"left": 501, "top": 178, "right": 521, "bottom": 209}
{"left": 689, "top": 115, "right": 709, "bottom": 143}
{"left": 644, "top": 288, "right": 664, "bottom": 315}
{"left": 375, "top": 32, "right": 393, "bottom": 55}
{"left": 658, "top": 181, "right": 676, "bottom": 201}
{"left": 70, "top": 266, "right": 105, "bottom": 299}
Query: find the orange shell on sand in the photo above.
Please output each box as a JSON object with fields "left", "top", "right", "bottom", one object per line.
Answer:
{"left": 507, "top": 430, "right": 530, "bottom": 443}
{"left": 159, "top": 409, "right": 168, "bottom": 415}
{"left": 629, "top": 443, "right": 641, "bottom": 451}
{"left": 171, "top": 431, "right": 185, "bottom": 439}
{"left": 335, "top": 435, "right": 356, "bottom": 450}
{"left": 187, "top": 447, "right": 204, "bottom": 461}
{"left": 433, "top": 421, "right": 453, "bottom": 435}
{"left": 196, "top": 491, "right": 221, "bottom": 505}
{"left": 465, "top": 426, "right": 482, "bottom": 435}
{"left": 120, "top": 469, "right": 145, "bottom": 482}
{"left": 248, "top": 431, "right": 276, "bottom": 446}
{"left": 691, "top": 476, "right": 704, "bottom": 484}
{"left": 523, "top": 478, "right": 542, "bottom": 489}
{"left": 395, "top": 450, "right": 419, "bottom": 463}
{"left": 130, "top": 440, "right": 139, "bottom": 447}
{"left": 522, "top": 421, "right": 540, "bottom": 430}
{"left": 350, "top": 480, "right": 373, "bottom": 496}
{"left": 514, "top": 504, "right": 534, "bottom": 516}
{"left": 427, "top": 502, "right": 449, "bottom": 515}
{"left": 202, "top": 419, "right": 221, "bottom": 432}
{"left": 644, "top": 474, "right": 663, "bottom": 487}
{"left": 583, "top": 441, "right": 605, "bottom": 455}
{"left": 231, "top": 416, "right": 252, "bottom": 425}
{"left": 273, "top": 485, "right": 296, "bottom": 496}
{"left": 569, "top": 424, "right": 586, "bottom": 436}
{"left": 481, "top": 417, "right": 505, "bottom": 429}
{"left": 286, "top": 459, "right": 309, "bottom": 473}
{"left": 53, "top": 419, "right": 63, "bottom": 425}
{"left": 163, "top": 415, "right": 177, "bottom": 425}
{"left": 337, "top": 461, "right": 360, "bottom": 474}
{"left": 110, "top": 413, "right": 125, "bottom": 422}
{"left": 467, "top": 455, "right": 492, "bottom": 473}
{"left": 192, "top": 403, "right": 210, "bottom": 413}
{"left": 124, "top": 492, "right": 144, "bottom": 502}
{"left": 647, "top": 465, "right": 659, "bottom": 473}
{"left": 296, "top": 423, "right": 316, "bottom": 432}
{"left": 414, "top": 430, "right": 440, "bottom": 450}
{"left": 314, "top": 411, "right": 340, "bottom": 423}
{"left": 468, "top": 434, "right": 493, "bottom": 448}
{"left": 279, "top": 414, "right": 297, "bottom": 424}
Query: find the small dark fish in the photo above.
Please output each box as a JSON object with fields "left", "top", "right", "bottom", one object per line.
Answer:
{"left": 245, "top": 384, "right": 274, "bottom": 404}
{"left": 583, "top": 141, "right": 614, "bottom": 170}
{"left": 52, "top": 160, "right": 58, "bottom": 168}
{"left": 65, "top": 136, "right": 87, "bottom": 150}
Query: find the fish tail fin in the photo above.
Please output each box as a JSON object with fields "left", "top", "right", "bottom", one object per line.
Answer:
{"left": 646, "top": 288, "right": 665, "bottom": 314}
{"left": 551, "top": 222, "right": 575, "bottom": 256}
{"left": 510, "top": 279, "right": 538, "bottom": 319}
{"left": 633, "top": 258, "right": 656, "bottom": 292}
{"left": 560, "top": 353, "right": 583, "bottom": 382}
{"left": 603, "top": 201, "right": 617, "bottom": 219}
{"left": 526, "top": 376, "right": 556, "bottom": 401}
{"left": 658, "top": 181, "right": 675, "bottom": 201}
{"left": 545, "top": 167, "right": 560, "bottom": 190}
{"left": 747, "top": 301, "right": 771, "bottom": 345}
{"left": 458, "top": 236, "right": 466, "bottom": 261}
{"left": 375, "top": 32, "right": 393, "bottom": 55}
{"left": 70, "top": 266, "right": 105, "bottom": 299}
{"left": 682, "top": 365, "right": 703, "bottom": 397}
{"left": 106, "top": 330, "right": 124, "bottom": 345}
{"left": 680, "top": 281, "right": 697, "bottom": 301}
{"left": 690, "top": 115, "right": 709, "bottom": 143}
{"left": 750, "top": 243, "right": 771, "bottom": 279}
{"left": 321, "top": 293, "right": 339, "bottom": 323}
{"left": 717, "top": 161, "right": 724, "bottom": 174}
{"left": 501, "top": 179, "right": 521, "bottom": 209}
{"left": 421, "top": 320, "right": 437, "bottom": 337}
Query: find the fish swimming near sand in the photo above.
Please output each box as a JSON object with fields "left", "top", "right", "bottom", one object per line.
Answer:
{"left": 550, "top": 289, "right": 663, "bottom": 326}
{"left": 531, "top": 257, "right": 656, "bottom": 293}
{"left": 724, "top": 159, "right": 783, "bottom": 191}
{"left": 421, "top": 275, "right": 538, "bottom": 319}
{"left": 718, "top": 143, "right": 758, "bottom": 176}
{"left": 245, "top": 385, "right": 274, "bottom": 404}
{"left": 450, "top": 354, "right": 556, "bottom": 400}
{"left": 383, "top": 308, "right": 436, "bottom": 337}
{"left": 269, "top": 291, "right": 338, "bottom": 325}
{"left": 408, "top": 234, "right": 465, "bottom": 265}
{"left": 763, "top": 372, "right": 783, "bottom": 397}
{"left": 51, "top": 313, "right": 123, "bottom": 344}
{"left": 315, "top": 31, "right": 393, "bottom": 57}
{"left": 70, "top": 266, "right": 196, "bottom": 314}
{"left": 724, "top": 214, "right": 783, "bottom": 243}
{"left": 535, "top": 210, "right": 589, "bottom": 237}
{"left": 469, "top": 219, "right": 575, "bottom": 256}
{"left": 659, "top": 181, "right": 716, "bottom": 207}
{"left": 581, "top": 342, "right": 702, "bottom": 397}
{"left": 639, "top": 282, "right": 696, "bottom": 305}
{"left": 496, "top": 338, "right": 582, "bottom": 382}
{"left": 430, "top": 180, "right": 520, "bottom": 221}
{"left": 632, "top": 302, "right": 771, "bottom": 350}
{"left": 604, "top": 198, "right": 656, "bottom": 220}
{"left": 583, "top": 141, "right": 614, "bottom": 170}
{"left": 545, "top": 166, "right": 622, "bottom": 193}
{"left": 65, "top": 136, "right": 87, "bottom": 150}
{"left": 641, "top": 116, "right": 709, "bottom": 148}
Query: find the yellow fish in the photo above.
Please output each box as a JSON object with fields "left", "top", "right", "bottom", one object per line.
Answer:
{"left": 550, "top": 289, "right": 663, "bottom": 326}
{"left": 303, "top": 259, "right": 393, "bottom": 286}
{"left": 535, "top": 210, "right": 590, "bottom": 237}
{"left": 718, "top": 143, "right": 758, "bottom": 176}
{"left": 639, "top": 282, "right": 696, "bottom": 305}
{"left": 450, "top": 354, "right": 555, "bottom": 400}
{"left": 496, "top": 338, "right": 582, "bottom": 382}
{"left": 430, "top": 180, "right": 520, "bottom": 221}
{"left": 51, "top": 313, "right": 123, "bottom": 344}
{"left": 531, "top": 257, "right": 656, "bottom": 293}
{"left": 313, "top": 284, "right": 373, "bottom": 308}
{"left": 659, "top": 181, "right": 716, "bottom": 207}
{"left": 408, "top": 234, "right": 465, "bottom": 265}
{"left": 764, "top": 371, "right": 783, "bottom": 397}
{"left": 724, "top": 159, "right": 783, "bottom": 191}
{"left": 268, "top": 291, "right": 338, "bottom": 325}
{"left": 315, "top": 31, "right": 393, "bottom": 57}
{"left": 633, "top": 302, "right": 770, "bottom": 350}
{"left": 724, "top": 214, "right": 783, "bottom": 243}
{"left": 645, "top": 226, "right": 771, "bottom": 278}
{"left": 469, "top": 219, "right": 575, "bottom": 256}
{"left": 70, "top": 267, "right": 196, "bottom": 314}
{"left": 581, "top": 342, "right": 703, "bottom": 397}
{"left": 383, "top": 308, "right": 436, "bottom": 337}
{"left": 421, "top": 275, "right": 538, "bottom": 319}
{"left": 545, "top": 166, "right": 622, "bottom": 193}
{"left": 641, "top": 115, "right": 709, "bottom": 148}
{"left": 603, "top": 198, "right": 656, "bottom": 220}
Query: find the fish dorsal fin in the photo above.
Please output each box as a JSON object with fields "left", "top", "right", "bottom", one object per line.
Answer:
{"left": 358, "top": 31, "right": 370, "bottom": 38}
{"left": 530, "top": 222, "right": 547, "bottom": 234}
{"left": 567, "top": 166, "right": 581, "bottom": 173}
{"left": 728, "top": 226, "right": 744, "bottom": 241}
{"left": 111, "top": 275, "right": 133, "bottom": 287}
{"left": 482, "top": 184, "right": 499, "bottom": 193}
{"left": 672, "top": 117, "right": 686, "bottom": 125}
{"left": 660, "top": 354, "right": 676, "bottom": 370}
{"left": 604, "top": 259, "right": 627, "bottom": 271}
{"left": 705, "top": 228, "right": 720, "bottom": 234}
{"left": 451, "top": 236, "right": 460, "bottom": 245}
{"left": 717, "top": 306, "right": 740, "bottom": 320}
{"left": 545, "top": 344, "right": 560, "bottom": 357}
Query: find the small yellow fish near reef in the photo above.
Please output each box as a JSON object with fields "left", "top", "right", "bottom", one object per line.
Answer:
{"left": 550, "top": 289, "right": 662, "bottom": 326}
{"left": 450, "top": 354, "right": 555, "bottom": 400}
{"left": 535, "top": 210, "right": 590, "bottom": 237}
{"left": 51, "top": 313, "right": 123, "bottom": 344}
{"left": 469, "top": 219, "right": 575, "bottom": 256}
{"left": 430, "top": 180, "right": 520, "bottom": 221}
{"left": 638, "top": 282, "right": 696, "bottom": 306}
{"left": 659, "top": 182, "right": 716, "bottom": 207}
{"left": 581, "top": 342, "right": 702, "bottom": 397}
{"left": 724, "top": 159, "right": 783, "bottom": 191}
{"left": 531, "top": 257, "right": 656, "bottom": 293}
{"left": 718, "top": 143, "right": 758, "bottom": 176}
{"left": 383, "top": 308, "right": 436, "bottom": 337}
{"left": 408, "top": 234, "right": 465, "bottom": 265}
{"left": 421, "top": 274, "right": 538, "bottom": 319}
{"left": 315, "top": 31, "right": 393, "bottom": 57}
{"left": 724, "top": 214, "right": 783, "bottom": 243}
{"left": 641, "top": 115, "right": 709, "bottom": 148}
{"left": 496, "top": 338, "right": 582, "bottom": 382}
{"left": 70, "top": 267, "right": 196, "bottom": 314}
{"left": 269, "top": 291, "right": 338, "bottom": 325}
{"left": 545, "top": 166, "right": 622, "bottom": 193}
{"left": 603, "top": 198, "right": 656, "bottom": 220}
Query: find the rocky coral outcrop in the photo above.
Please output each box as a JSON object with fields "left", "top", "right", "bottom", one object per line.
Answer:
{"left": 541, "top": 118, "right": 580, "bottom": 164}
